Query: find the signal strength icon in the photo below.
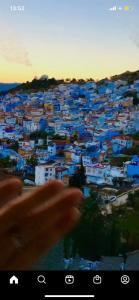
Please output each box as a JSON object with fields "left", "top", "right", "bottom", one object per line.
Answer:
{"left": 109, "top": 6, "right": 117, "bottom": 11}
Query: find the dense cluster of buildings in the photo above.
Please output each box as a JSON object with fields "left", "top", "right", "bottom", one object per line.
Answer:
{"left": 0, "top": 78, "right": 139, "bottom": 199}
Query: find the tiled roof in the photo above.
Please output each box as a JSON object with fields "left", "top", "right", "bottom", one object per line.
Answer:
{"left": 112, "top": 135, "right": 132, "bottom": 140}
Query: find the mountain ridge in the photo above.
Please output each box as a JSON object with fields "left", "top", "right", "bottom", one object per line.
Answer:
{"left": 0, "top": 70, "right": 139, "bottom": 94}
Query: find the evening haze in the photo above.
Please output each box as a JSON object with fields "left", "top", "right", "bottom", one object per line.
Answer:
{"left": 0, "top": 0, "right": 139, "bottom": 83}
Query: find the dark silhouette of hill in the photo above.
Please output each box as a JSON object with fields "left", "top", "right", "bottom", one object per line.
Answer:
{"left": 110, "top": 70, "right": 139, "bottom": 84}
{"left": 97, "top": 70, "right": 139, "bottom": 85}
{"left": 1, "top": 70, "right": 139, "bottom": 94}
{"left": 6, "top": 78, "right": 64, "bottom": 94}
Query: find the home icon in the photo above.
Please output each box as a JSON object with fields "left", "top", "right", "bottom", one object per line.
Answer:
{"left": 9, "top": 276, "right": 19, "bottom": 285}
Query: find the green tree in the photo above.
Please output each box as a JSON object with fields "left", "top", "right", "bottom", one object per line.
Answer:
{"left": 65, "top": 190, "right": 139, "bottom": 262}
{"left": 69, "top": 158, "right": 86, "bottom": 189}
{"left": 78, "top": 79, "right": 85, "bottom": 84}
{"left": 73, "top": 133, "right": 78, "bottom": 142}
{"left": 110, "top": 156, "right": 129, "bottom": 167}
{"left": 0, "top": 157, "right": 15, "bottom": 168}
{"left": 128, "top": 193, "right": 136, "bottom": 208}
{"left": 27, "top": 156, "right": 38, "bottom": 167}
{"left": 70, "top": 194, "right": 105, "bottom": 261}
{"left": 104, "top": 214, "right": 122, "bottom": 256}
{"left": 9, "top": 141, "right": 19, "bottom": 152}
{"left": 52, "top": 134, "right": 66, "bottom": 140}
{"left": 30, "top": 131, "right": 48, "bottom": 140}
{"left": 123, "top": 146, "right": 139, "bottom": 156}
{"left": 130, "top": 132, "right": 139, "bottom": 141}
{"left": 71, "top": 78, "right": 77, "bottom": 83}
{"left": 124, "top": 90, "right": 139, "bottom": 106}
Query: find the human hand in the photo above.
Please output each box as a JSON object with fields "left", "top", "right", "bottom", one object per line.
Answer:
{"left": 0, "top": 179, "right": 83, "bottom": 270}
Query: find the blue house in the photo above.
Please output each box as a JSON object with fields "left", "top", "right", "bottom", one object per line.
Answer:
{"left": 132, "top": 155, "right": 139, "bottom": 164}
{"left": 98, "top": 86, "right": 107, "bottom": 95}
{"left": 39, "top": 118, "right": 47, "bottom": 131}
{"left": 112, "top": 143, "right": 123, "bottom": 154}
{"left": 127, "top": 159, "right": 139, "bottom": 178}
{"left": 16, "top": 158, "right": 26, "bottom": 171}
{"left": 83, "top": 186, "right": 92, "bottom": 198}
{"left": 105, "top": 130, "right": 119, "bottom": 141}
{"left": 106, "top": 81, "right": 116, "bottom": 91}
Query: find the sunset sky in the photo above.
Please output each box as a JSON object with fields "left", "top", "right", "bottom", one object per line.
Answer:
{"left": 0, "top": 0, "right": 139, "bottom": 83}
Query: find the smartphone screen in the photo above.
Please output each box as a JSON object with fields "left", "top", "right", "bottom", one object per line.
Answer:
{"left": 0, "top": 0, "right": 139, "bottom": 299}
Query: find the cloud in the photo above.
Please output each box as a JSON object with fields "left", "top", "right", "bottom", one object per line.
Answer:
{"left": 0, "top": 26, "right": 32, "bottom": 67}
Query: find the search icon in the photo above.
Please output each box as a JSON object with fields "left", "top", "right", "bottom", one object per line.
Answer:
{"left": 37, "top": 275, "right": 46, "bottom": 284}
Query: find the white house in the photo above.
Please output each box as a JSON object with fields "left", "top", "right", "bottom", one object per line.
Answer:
{"left": 23, "top": 120, "right": 39, "bottom": 133}
{"left": 85, "top": 164, "right": 110, "bottom": 185}
{"left": 115, "top": 80, "right": 127, "bottom": 87}
{"left": 30, "top": 140, "right": 35, "bottom": 149}
{"left": 19, "top": 141, "right": 32, "bottom": 151}
{"left": 35, "top": 164, "right": 56, "bottom": 185}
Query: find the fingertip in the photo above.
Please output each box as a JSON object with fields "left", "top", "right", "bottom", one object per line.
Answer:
{"left": 68, "top": 188, "right": 83, "bottom": 198}
{"left": 68, "top": 207, "right": 81, "bottom": 224}
{"left": 47, "top": 179, "right": 64, "bottom": 187}
{"left": 58, "top": 207, "right": 81, "bottom": 232}
{"left": 40, "top": 179, "right": 64, "bottom": 191}
{"left": 65, "top": 188, "right": 84, "bottom": 205}
{"left": 3, "top": 177, "right": 22, "bottom": 188}
{"left": 8, "top": 178, "right": 23, "bottom": 195}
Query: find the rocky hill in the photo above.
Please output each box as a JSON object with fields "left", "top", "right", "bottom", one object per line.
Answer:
{"left": 110, "top": 70, "right": 139, "bottom": 83}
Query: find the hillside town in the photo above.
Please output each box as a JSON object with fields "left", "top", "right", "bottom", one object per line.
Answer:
{"left": 0, "top": 77, "right": 139, "bottom": 206}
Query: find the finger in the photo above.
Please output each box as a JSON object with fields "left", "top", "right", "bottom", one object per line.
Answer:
{"left": 0, "top": 189, "right": 83, "bottom": 264}
{"left": 0, "top": 180, "right": 64, "bottom": 234}
{"left": 3, "top": 207, "right": 80, "bottom": 270}
{"left": 0, "top": 179, "right": 22, "bottom": 208}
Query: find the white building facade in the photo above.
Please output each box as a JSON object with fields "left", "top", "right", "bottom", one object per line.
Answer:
{"left": 35, "top": 164, "right": 56, "bottom": 185}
